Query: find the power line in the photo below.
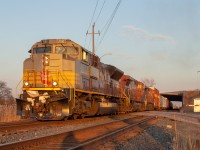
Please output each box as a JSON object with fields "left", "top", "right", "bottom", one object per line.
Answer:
{"left": 87, "top": 36, "right": 92, "bottom": 50}
{"left": 96, "top": 0, "right": 122, "bottom": 51}
{"left": 93, "top": 0, "right": 106, "bottom": 49}
{"left": 87, "top": 0, "right": 99, "bottom": 32}
{"left": 84, "top": 0, "right": 99, "bottom": 47}
{"left": 84, "top": 34, "right": 88, "bottom": 48}
{"left": 97, "top": 0, "right": 122, "bottom": 50}
{"left": 95, "top": 0, "right": 106, "bottom": 24}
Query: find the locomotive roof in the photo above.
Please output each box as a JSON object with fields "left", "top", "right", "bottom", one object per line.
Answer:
{"left": 122, "top": 75, "right": 135, "bottom": 81}
{"left": 29, "top": 39, "right": 73, "bottom": 53}
{"left": 29, "top": 39, "right": 98, "bottom": 56}
{"left": 33, "top": 39, "right": 72, "bottom": 46}
{"left": 106, "top": 64, "right": 124, "bottom": 81}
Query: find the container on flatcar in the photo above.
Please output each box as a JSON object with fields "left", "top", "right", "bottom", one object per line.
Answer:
{"left": 160, "top": 96, "right": 169, "bottom": 109}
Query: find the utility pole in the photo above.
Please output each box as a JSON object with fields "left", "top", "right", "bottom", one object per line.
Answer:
{"left": 197, "top": 71, "right": 200, "bottom": 90}
{"left": 86, "top": 23, "right": 100, "bottom": 90}
{"left": 86, "top": 23, "right": 100, "bottom": 55}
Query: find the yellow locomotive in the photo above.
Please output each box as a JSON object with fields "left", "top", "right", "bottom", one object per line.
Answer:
{"left": 17, "top": 39, "right": 127, "bottom": 120}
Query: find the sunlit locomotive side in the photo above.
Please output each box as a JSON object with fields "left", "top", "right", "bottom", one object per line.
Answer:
{"left": 17, "top": 39, "right": 128, "bottom": 120}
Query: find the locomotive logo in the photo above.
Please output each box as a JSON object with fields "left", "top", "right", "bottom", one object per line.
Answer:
{"left": 41, "top": 71, "right": 48, "bottom": 84}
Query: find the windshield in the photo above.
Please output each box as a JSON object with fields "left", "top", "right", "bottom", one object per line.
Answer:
{"left": 33, "top": 47, "right": 51, "bottom": 53}
{"left": 55, "top": 46, "right": 78, "bottom": 55}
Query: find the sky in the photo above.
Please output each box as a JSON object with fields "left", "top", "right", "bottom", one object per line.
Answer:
{"left": 0, "top": 0, "right": 200, "bottom": 96}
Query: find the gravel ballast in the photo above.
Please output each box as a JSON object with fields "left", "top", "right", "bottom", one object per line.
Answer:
{"left": 94, "top": 111, "right": 200, "bottom": 150}
{"left": 0, "top": 111, "right": 200, "bottom": 149}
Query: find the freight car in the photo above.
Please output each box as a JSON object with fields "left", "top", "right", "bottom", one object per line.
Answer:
{"left": 160, "top": 96, "right": 169, "bottom": 110}
{"left": 16, "top": 39, "right": 168, "bottom": 120}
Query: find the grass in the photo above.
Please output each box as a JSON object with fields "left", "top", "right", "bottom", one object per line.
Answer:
{"left": 173, "top": 114, "right": 200, "bottom": 150}
{"left": 174, "top": 132, "right": 199, "bottom": 150}
{"left": 0, "top": 104, "right": 20, "bottom": 122}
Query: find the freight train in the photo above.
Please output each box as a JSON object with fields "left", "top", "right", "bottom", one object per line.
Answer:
{"left": 16, "top": 39, "right": 169, "bottom": 120}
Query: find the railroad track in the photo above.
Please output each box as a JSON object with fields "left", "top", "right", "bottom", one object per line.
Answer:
{"left": 0, "top": 116, "right": 156, "bottom": 150}
{"left": 0, "top": 120, "right": 51, "bottom": 134}
{"left": 0, "top": 120, "right": 38, "bottom": 128}
{"left": 0, "top": 119, "right": 72, "bottom": 136}
{"left": 0, "top": 120, "right": 39, "bottom": 134}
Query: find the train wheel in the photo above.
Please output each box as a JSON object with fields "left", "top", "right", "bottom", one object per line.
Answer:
{"left": 80, "top": 114, "right": 85, "bottom": 119}
{"left": 64, "top": 116, "right": 69, "bottom": 121}
{"left": 72, "top": 114, "right": 78, "bottom": 120}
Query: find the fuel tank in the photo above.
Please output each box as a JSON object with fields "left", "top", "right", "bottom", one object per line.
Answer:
{"left": 95, "top": 101, "right": 118, "bottom": 115}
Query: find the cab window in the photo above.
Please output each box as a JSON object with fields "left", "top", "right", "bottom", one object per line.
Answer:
{"left": 82, "top": 50, "right": 88, "bottom": 62}
{"left": 33, "top": 47, "right": 51, "bottom": 53}
{"left": 55, "top": 47, "right": 66, "bottom": 54}
{"left": 55, "top": 46, "right": 78, "bottom": 55}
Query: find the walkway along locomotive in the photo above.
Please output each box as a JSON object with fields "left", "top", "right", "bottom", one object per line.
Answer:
{"left": 16, "top": 39, "right": 168, "bottom": 120}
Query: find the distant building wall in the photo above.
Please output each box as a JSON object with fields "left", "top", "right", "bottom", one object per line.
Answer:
{"left": 180, "top": 90, "right": 200, "bottom": 113}
{"left": 183, "top": 90, "right": 200, "bottom": 106}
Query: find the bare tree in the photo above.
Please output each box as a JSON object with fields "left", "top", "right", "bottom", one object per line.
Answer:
{"left": 0, "top": 81, "right": 14, "bottom": 105}
{"left": 141, "top": 78, "right": 156, "bottom": 87}
{"left": 0, "top": 81, "right": 12, "bottom": 98}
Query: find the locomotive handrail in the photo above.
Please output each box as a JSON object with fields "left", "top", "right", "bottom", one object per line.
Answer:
{"left": 46, "top": 70, "right": 74, "bottom": 102}
{"left": 120, "top": 87, "right": 130, "bottom": 106}
{"left": 17, "top": 69, "right": 37, "bottom": 95}
{"left": 22, "top": 69, "right": 75, "bottom": 105}
{"left": 16, "top": 77, "right": 23, "bottom": 97}
{"left": 23, "top": 69, "right": 37, "bottom": 87}
{"left": 141, "top": 88, "right": 149, "bottom": 102}
{"left": 59, "top": 72, "right": 75, "bottom": 104}
{"left": 59, "top": 72, "right": 73, "bottom": 88}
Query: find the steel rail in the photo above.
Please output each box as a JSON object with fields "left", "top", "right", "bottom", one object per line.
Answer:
{"left": 0, "top": 116, "right": 155, "bottom": 150}
{"left": 69, "top": 116, "right": 155, "bottom": 150}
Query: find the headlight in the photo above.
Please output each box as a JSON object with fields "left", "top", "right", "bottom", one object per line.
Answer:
{"left": 38, "top": 113, "right": 43, "bottom": 117}
{"left": 24, "top": 81, "right": 29, "bottom": 86}
{"left": 53, "top": 81, "right": 57, "bottom": 86}
{"left": 45, "top": 60, "right": 49, "bottom": 64}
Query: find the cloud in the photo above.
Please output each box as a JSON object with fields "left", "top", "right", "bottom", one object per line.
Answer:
{"left": 122, "top": 25, "right": 175, "bottom": 42}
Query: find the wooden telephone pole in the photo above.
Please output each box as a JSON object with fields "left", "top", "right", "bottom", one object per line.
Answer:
{"left": 86, "top": 23, "right": 100, "bottom": 55}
